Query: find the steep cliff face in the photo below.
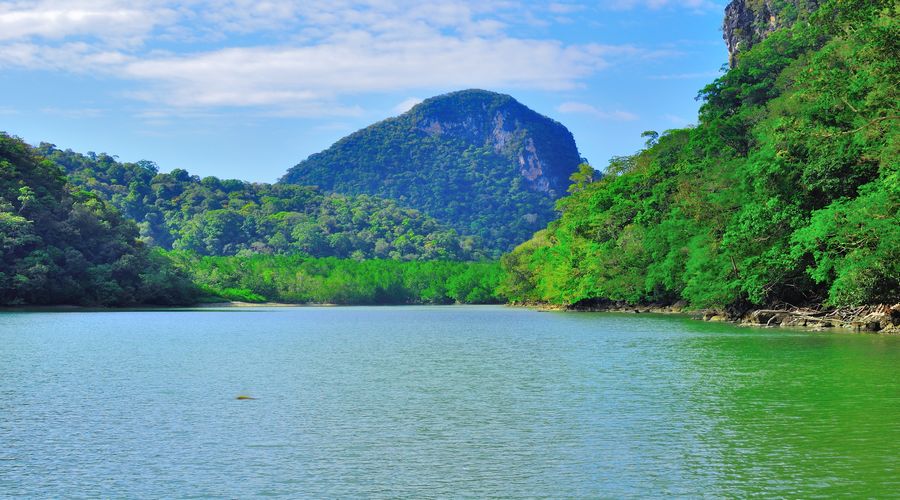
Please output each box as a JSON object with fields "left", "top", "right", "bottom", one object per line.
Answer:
{"left": 407, "top": 90, "right": 578, "bottom": 197}
{"left": 415, "top": 109, "right": 558, "bottom": 194}
{"left": 280, "top": 89, "right": 583, "bottom": 254}
{"left": 723, "top": 0, "right": 821, "bottom": 66}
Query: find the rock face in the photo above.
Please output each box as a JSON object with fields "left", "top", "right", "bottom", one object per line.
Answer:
{"left": 405, "top": 90, "right": 577, "bottom": 197}
{"left": 723, "top": 0, "right": 821, "bottom": 66}
{"left": 280, "top": 89, "right": 583, "bottom": 254}
{"left": 740, "top": 304, "right": 900, "bottom": 333}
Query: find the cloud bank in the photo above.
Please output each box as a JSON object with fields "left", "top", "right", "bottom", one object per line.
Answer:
{"left": 0, "top": 0, "right": 714, "bottom": 115}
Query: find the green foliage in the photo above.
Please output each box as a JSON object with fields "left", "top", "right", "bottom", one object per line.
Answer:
{"left": 0, "top": 133, "right": 198, "bottom": 306}
{"left": 281, "top": 89, "right": 582, "bottom": 255}
{"left": 502, "top": 0, "right": 899, "bottom": 309}
{"left": 208, "top": 287, "right": 267, "bottom": 303}
{"left": 791, "top": 170, "right": 899, "bottom": 306}
{"left": 167, "top": 251, "right": 504, "bottom": 305}
{"left": 567, "top": 163, "right": 599, "bottom": 194}
{"left": 40, "top": 145, "right": 485, "bottom": 261}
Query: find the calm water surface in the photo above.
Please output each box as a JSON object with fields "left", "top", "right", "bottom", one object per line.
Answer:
{"left": 1, "top": 306, "right": 898, "bottom": 498}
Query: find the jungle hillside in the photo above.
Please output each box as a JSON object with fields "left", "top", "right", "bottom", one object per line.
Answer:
{"left": 501, "top": 0, "right": 898, "bottom": 313}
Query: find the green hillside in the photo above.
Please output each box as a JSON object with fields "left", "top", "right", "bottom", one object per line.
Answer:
{"left": 41, "top": 145, "right": 486, "bottom": 261}
{"left": 501, "top": 0, "right": 898, "bottom": 311}
{"left": 281, "top": 89, "right": 584, "bottom": 255}
{"left": 169, "top": 252, "right": 503, "bottom": 305}
{"left": 0, "top": 133, "right": 196, "bottom": 306}
{"left": 0, "top": 134, "right": 503, "bottom": 306}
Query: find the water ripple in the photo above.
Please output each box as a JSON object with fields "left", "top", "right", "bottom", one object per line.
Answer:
{"left": 0, "top": 307, "right": 898, "bottom": 497}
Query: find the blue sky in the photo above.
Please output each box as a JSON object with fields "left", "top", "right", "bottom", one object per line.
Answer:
{"left": 0, "top": 0, "right": 728, "bottom": 182}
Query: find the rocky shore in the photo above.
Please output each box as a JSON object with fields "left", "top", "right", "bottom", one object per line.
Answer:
{"left": 729, "top": 304, "right": 900, "bottom": 333}
{"left": 543, "top": 300, "right": 900, "bottom": 334}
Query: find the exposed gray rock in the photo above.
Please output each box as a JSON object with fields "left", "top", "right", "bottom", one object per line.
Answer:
{"left": 723, "top": 0, "right": 821, "bottom": 66}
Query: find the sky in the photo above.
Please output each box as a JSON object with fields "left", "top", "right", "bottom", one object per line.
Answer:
{"left": 0, "top": 0, "right": 729, "bottom": 182}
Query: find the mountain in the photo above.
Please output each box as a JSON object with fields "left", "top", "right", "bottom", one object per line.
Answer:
{"left": 280, "top": 89, "right": 583, "bottom": 255}
{"left": 501, "top": 0, "right": 898, "bottom": 313}
{"left": 40, "top": 145, "right": 487, "bottom": 260}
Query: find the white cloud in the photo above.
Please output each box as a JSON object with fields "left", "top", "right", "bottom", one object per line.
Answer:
{"left": 604, "top": 0, "right": 722, "bottom": 11}
{"left": 0, "top": 0, "right": 176, "bottom": 46}
{"left": 393, "top": 97, "right": 423, "bottom": 115}
{"left": 547, "top": 2, "right": 586, "bottom": 14}
{"left": 0, "top": 0, "right": 701, "bottom": 115}
{"left": 557, "top": 101, "right": 638, "bottom": 121}
{"left": 120, "top": 38, "right": 612, "bottom": 110}
{"left": 0, "top": 41, "right": 134, "bottom": 71}
{"left": 40, "top": 107, "right": 105, "bottom": 118}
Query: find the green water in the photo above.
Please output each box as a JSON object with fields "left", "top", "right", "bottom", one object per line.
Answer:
{"left": 1, "top": 306, "right": 897, "bottom": 497}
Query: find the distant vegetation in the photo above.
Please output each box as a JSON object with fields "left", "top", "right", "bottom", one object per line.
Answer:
{"left": 1, "top": 131, "right": 502, "bottom": 306}
{"left": 502, "top": 0, "right": 898, "bottom": 310}
{"left": 0, "top": 133, "right": 196, "bottom": 306}
{"left": 42, "top": 145, "right": 485, "bottom": 261}
{"left": 282, "top": 89, "right": 582, "bottom": 255}
{"left": 167, "top": 252, "right": 503, "bottom": 305}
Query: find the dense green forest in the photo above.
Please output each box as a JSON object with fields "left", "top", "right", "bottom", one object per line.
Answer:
{"left": 1, "top": 134, "right": 501, "bottom": 306}
{"left": 501, "top": 0, "right": 898, "bottom": 311}
{"left": 167, "top": 252, "right": 503, "bottom": 305}
{"left": 42, "top": 145, "right": 485, "bottom": 261}
{"left": 0, "top": 133, "right": 196, "bottom": 306}
{"left": 282, "top": 90, "right": 583, "bottom": 254}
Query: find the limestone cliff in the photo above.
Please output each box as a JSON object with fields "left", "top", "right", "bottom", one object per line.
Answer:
{"left": 723, "top": 0, "right": 821, "bottom": 66}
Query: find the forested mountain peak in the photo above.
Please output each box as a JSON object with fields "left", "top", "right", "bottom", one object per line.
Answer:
{"left": 281, "top": 89, "right": 583, "bottom": 254}
{"left": 407, "top": 89, "right": 577, "bottom": 196}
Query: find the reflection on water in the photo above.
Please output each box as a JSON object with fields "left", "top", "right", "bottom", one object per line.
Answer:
{"left": 1, "top": 306, "right": 897, "bottom": 497}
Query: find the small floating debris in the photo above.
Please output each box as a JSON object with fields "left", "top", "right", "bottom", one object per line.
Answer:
{"left": 235, "top": 395, "right": 257, "bottom": 400}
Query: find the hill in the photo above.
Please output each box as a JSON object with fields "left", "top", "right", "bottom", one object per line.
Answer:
{"left": 40, "top": 145, "right": 486, "bottom": 260}
{"left": 501, "top": 0, "right": 898, "bottom": 314}
{"left": 280, "top": 89, "right": 583, "bottom": 254}
{"left": 0, "top": 133, "right": 196, "bottom": 306}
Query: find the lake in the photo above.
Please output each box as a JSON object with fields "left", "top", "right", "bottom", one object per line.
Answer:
{"left": 1, "top": 306, "right": 898, "bottom": 497}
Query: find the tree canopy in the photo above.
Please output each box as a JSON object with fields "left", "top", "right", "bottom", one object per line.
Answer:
{"left": 501, "top": 0, "right": 898, "bottom": 310}
{"left": 41, "top": 145, "right": 486, "bottom": 261}
{"left": 0, "top": 133, "right": 196, "bottom": 306}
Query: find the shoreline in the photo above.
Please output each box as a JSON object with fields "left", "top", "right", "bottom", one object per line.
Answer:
{"left": 0, "top": 301, "right": 321, "bottom": 312}
{"left": 520, "top": 301, "right": 900, "bottom": 335}
{"left": 0, "top": 301, "right": 501, "bottom": 311}
{"left": 4, "top": 301, "right": 898, "bottom": 334}
{"left": 195, "top": 301, "right": 328, "bottom": 308}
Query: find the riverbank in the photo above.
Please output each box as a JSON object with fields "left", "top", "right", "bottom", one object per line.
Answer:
{"left": 525, "top": 300, "right": 900, "bottom": 334}
{"left": 195, "top": 301, "right": 321, "bottom": 308}
{"left": 0, "top": 301, "right": 330, "bottom": 311}
{"left": 730, "top": 304, "right": 900, "bottom": 334}
{"left": 4, "top": 300, "right": 898, "bottom": 333}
